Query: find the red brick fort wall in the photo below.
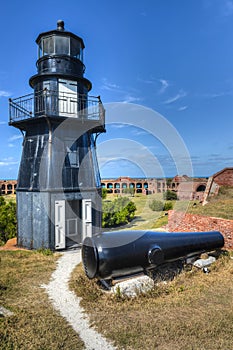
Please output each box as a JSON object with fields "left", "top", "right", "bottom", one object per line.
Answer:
{"left": 168, "top": 210, "right": 233, "bottom": 250}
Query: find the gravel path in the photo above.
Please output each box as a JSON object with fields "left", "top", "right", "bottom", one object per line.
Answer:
{"left": 42, "top": 250, "right": 116, "bottom": 350}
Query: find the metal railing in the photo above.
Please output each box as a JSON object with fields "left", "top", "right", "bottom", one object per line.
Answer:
{"left": 9, "top": 89, "right": 105, "bottom": 126}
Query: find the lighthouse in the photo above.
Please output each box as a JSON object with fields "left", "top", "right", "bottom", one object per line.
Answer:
{"left": 9, "top": 20, "right": 105, "bottom": 250}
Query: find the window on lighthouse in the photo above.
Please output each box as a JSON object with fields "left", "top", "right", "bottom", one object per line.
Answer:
{"left": 65, "top": 139, "right": 79, "bottom": 168}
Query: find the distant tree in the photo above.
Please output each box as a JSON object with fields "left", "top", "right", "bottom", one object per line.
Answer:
{"left": 102, "top": 188, "right": 108, "bottom": 200}
{"left": 163, "top": 190, "right": 178, "bottom": 201}
{"left": 0, "top": 198, "right": 17, "bottom": 245}
{"left": 102, "top": 197, "right": 136, "bottom": 228}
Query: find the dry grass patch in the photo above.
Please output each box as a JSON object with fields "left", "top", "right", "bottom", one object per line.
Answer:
{"left": 70, "top": 252, "right": 233, "bottom": 350}
{"left": 0, "top": 250, "right": 84, "bottom": 350}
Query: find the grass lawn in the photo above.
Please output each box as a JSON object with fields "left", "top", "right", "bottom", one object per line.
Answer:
{"left": 105, "top": 187, "right": 233, "bottom": 232}
{"left": 104, "top": 193, "right": 169, "bottom": 230}
{"left": 70, "top": 251, "right": 233, "bottom": 350}
{"left": 0, "top": 250, "right": 84, "bottom": 350}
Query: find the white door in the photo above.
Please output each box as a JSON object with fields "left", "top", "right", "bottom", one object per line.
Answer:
{"left": 82, "top": 199, "right": 92, "bottom": 239}
{"left": 55, "top": 200, "right": 66, "bottom": 249}
{"left": 58, "top": 79, "right": 78, "bottom": 117}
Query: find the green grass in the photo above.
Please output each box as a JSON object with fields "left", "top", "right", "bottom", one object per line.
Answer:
{"left": 104, "top": 194, "right": 169, "bottom": 230}
{"left": 187, "top": 186, "right": 233, "bottom": 220}
{"left": 0, "top": 250, "right": 84, "bottom": 350}
{"left": 104, "top": 186, "right": 233, "bottom": 231}
{"left": 70, "top": 251, "right": 233, "bottom": 350}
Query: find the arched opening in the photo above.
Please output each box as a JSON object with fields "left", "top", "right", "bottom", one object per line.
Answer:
{"left": 101, "top": 183, "right": 106, "bottom": 188}
{"left": 114, "top": 183, "right": 120, "bottom": 189}
{"left": 122, "top": 183, "right": 127, "bottom": 189}
{"left": 7, "top": 184, "right": 12, "bottom": 194}
{"left": 107, "top": 183, "right": 113, "bottom": 189}
{"left": 196, "top": 185, "right": 206, "bottom": 192}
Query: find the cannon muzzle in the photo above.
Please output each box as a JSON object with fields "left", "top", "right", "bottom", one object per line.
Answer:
{"left": 82, "top": 230, "right": 224, "bottom": 279}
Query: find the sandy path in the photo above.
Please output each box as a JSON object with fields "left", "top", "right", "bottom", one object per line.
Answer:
{"left": 42, "top": 250, "right": 116, "bottom": 350}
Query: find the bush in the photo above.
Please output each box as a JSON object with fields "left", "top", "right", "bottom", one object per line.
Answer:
{"left": 102, "top": 197, "right": 136, "bottom": 228}
{"left": 102, "top": 188, "right": 108, "bottom": 199}
{"left": 149, "top": 200, "right": 174, "bottom": 212}
{"left": 163, "top": 201, "right": 173, "bottom": 211}
{"left": 0, "top": 197, "right": 17, "bottom": 245}
{"left": 163, "top": 190, "right": 178, "bottom": 200}
{"left": 149, "top": 200, "right": 164, "bottom": 211}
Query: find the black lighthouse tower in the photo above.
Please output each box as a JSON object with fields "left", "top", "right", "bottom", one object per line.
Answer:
{"left": 9, "top": 21, "right": 105, "bottom": 250}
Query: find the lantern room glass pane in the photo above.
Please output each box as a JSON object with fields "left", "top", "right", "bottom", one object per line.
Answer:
{"left": 70, "top": 37, "right": 83, "bottom": 61}
{"left": 55, "top": 36, "right": 70, "bottom": 55}
{"left": 42, "top": 36, "right": 55, "bottom": 55}
{"left": 38, "top": 35, "right": 83, "bottom": 61}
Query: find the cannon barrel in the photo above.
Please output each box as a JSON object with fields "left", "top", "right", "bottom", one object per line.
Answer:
{"left": 82, "top": 230, "right": 224, "bottom": 279}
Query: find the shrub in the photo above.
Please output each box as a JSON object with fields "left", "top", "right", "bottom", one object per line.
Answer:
{"left": 163, "top": 201, "right": 173, "bottom": 211}
{"left": 0, "top": 198, "right": 17, "bottom": 245}
{"left": 163, "top": 190, "right": 178, "bottom": 200}
{"left": 149, "top": 200, "right": 164, "bottom": 211}
{"left": 102, "top": 197, "right": 136, "bottom": 228}
{"left": 149, "top": 200, "right": 173, "bottom": 212}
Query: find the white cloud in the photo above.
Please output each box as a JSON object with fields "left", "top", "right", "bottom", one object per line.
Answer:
{"left": 0, "top": 157, "right": 18, "bottom": 166}
{"left": 159, "top": 79, "right": 169, "bottom": 94}
{"left": 122, "top": 95, "right": 141, "bottom": 103}
{"left": 138, "top": 77, "right": 169, "bottom": 94}
{"left": 110, "top": 123, "right": 127, "bottom": 129}
{"left": 196, "top": 90, "right": 233, "bottom": 99}
{"left": 178, "top": 106, "right": 188, "bottom": 111}
{"left": 101, "top": 78, "right": 121, "bottom": 91}
{"left": 0, "top": 90, "right": 11, "bottom": 97}
{"left": 8, "top": 134, "right": 23, "bottom": 142}
{"left": 131, "top": 129, "right": 148, "bottom": 136}
{"left": 163, "top": 90, "right": 187, "bottom": 104}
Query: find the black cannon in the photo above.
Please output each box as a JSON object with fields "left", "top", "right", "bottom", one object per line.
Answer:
{"left": 82, "top": 230, "right": 224, "bottom": 279}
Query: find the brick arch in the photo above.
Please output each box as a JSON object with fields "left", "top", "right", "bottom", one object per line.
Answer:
{"left": 196, "top": 184, "right": 206, "bottom": 192}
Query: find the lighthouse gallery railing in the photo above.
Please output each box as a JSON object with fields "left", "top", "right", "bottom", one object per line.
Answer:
{"left": 9, "top": 90, "right": 105, "bottom": 126}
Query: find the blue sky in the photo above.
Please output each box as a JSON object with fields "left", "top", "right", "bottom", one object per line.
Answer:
{"left": 1, "top": 0, "right": 233, "bottom": 179}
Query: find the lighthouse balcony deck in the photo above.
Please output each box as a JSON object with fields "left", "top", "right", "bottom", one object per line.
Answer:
{"left": 9, "top": 90, "right": 105, "bottom": 133}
